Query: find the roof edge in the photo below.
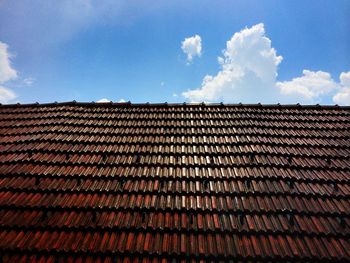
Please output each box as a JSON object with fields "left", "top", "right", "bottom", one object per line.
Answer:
{"left": 0, "top": 101, "right": 349, "bottom": 110}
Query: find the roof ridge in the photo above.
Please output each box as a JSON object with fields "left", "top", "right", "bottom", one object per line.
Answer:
{"left": 0, "top": 101, "right": 349, "bottom": 109}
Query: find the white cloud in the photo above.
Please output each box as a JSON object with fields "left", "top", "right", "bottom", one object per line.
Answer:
{"left": 333, "top": 88, "right": 350, "bottom": 105}
{"left": 96, "top": 98, "right": 126, "bottom": 103}
{"left": 0, "top": 41, "right": 18, "bottom": 103}
{"left": 96, "top": 98, "right": 111, "bottom": 103}
{"left": 333, "top": 71, "right": 350, "bottom": 105}
{"left": 0, "top": 86, "right": 16, "bottom": 103}
{"left": 182, "top": 24, "right": 282, "bottom": 102}
{"left": 276, "top": 70, "right": 338, "bottom": 101}
{"left": 339, "top": 71, "right": 350, "bottom": 87}
{"left": 23, "top": 77, "right": 35, "bottom": 86}
{"left": 0, "top": 42, "right": 17, "bottom": 84}
{"left": 181, "top": 23, "right": 349, "bottom": 105}
{"left": 181, "top": 35, "right": 202, "bottom": 63}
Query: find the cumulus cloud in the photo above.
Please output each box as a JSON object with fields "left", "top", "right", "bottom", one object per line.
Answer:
{"left": 277, "top": 70, "right": 350, "bottom": 105}
{"left": 96, "top": 98, "right": 111, "bottom": 103}
{"left": 333, "top": 71, "right": 350, "bottom": 105}
{"left": 182, "top": 24, "right": 282, "bottom": 102}
{"left": 0, "top": 41, "right": 17, "bottom": 103}
{"left": 0, "top": 86, "right": 16, "bottom": 103}
{"left": 339, "top": 71, "right": 350, "bottom": 87}
{"left": 333, "top": 88, "right": 350, "bottom": 105}
{"left": 96, "top": 98, "right": 126, "bottom": 103}
{"left": 182, "top": 23, "right": 349, "bottom": 105}
{"left": 276, "top": 70, "right": 338, "bottom": 101}
{"left": 181, "top": 35, "right": 202, "bottom": 63}
{"left": 0, "top": 42, "right": 17, "bottom": 84}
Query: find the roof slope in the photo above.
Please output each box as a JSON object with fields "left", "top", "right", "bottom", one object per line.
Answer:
{"left": 0, "top": 102, "right": 349, "bottom": 262}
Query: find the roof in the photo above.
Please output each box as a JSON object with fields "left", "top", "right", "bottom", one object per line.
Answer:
{"left": 0, "top": 101, "right": 349, "bottom": 262}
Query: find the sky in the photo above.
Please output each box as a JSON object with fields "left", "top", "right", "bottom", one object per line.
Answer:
{"left": 0, "top": 0, "right": 349, "bottom": 105}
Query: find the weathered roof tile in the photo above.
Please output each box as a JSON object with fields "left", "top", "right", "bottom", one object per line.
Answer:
{"left": 0, "top": 102, "right": 349, "bottom": 262}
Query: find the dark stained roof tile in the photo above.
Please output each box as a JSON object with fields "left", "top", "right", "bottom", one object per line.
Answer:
{"left": 0, "top": 102, "right": 349, "bottom": 261}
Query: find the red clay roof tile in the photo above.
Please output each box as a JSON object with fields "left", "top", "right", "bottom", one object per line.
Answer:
{"left": 0, "top": 102, "right": 349, "bottom": 262}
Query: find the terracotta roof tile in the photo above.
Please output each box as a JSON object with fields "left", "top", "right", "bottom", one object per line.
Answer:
{"left": 0, "top": 102, "right": 349, "bottom": 262}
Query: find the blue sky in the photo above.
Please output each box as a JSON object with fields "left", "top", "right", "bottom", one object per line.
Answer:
{"left": 0, "top": 0, "right": 349, "bottom": 104}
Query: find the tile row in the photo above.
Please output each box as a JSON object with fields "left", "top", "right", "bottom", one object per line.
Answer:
{"left": 0, "top": 177, "right": 349, "bottom": 198}
{"left": 0, "top": 152, "right": 348, "bottom": 170}
{"left": 0, "top": 133, "right": 348, "bottom": 149}
{"left": 0, "top": 191, "right": 348, "bottom": 215}
{"left": 1, "top": 141, "right": 350, "bottom": 159}
{"left": 1, "top": 110, "right": 349, "bottom": 124}
{"left": 0, "top": 209, "right": 348, "bottom": 237}
{"left": 1, "top": 118, "right": 349, "bottom": 130}
{"left": 1, "top": 163, "right": 349, "bottom": 183}
{"left": 1, "top": 254, "right": 226, "bottom": 263}
{"left": 0, "top": 229, "right": 349, "bottom": 259}
{"left": 1, "top": 125, "right": 349, "bottom": 139}
{"left": 1, "top": 104, "right": 348, "bottom": 116}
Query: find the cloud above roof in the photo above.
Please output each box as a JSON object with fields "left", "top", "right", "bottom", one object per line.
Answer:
{"left": 96, "top": 98, "right": 126, "bottom": 103}
{"left": 0, "top": 42, "right": 17, "bottom": 103}
{"left": 0, "top": 86, "right": 16, "bottom": 103}
{"left": 0, "top": 42, "right": 17, "bottom": 84}
{"left": 182, "top": 24, "right": 282, "bottom": 102}
{"left": 182, "top": 23, "right": 350, "bottom": 105}
{"left": 277, "top": 70, "right": 338, "bottom": 100}
{"left": 333, "top": 72, "right": 350, "bottom": 105}
{"left": 96, "top": 98, "right": 112, "bottom": 103}
{"left": 181, "top": 35, "right": 202, "bottom": 63}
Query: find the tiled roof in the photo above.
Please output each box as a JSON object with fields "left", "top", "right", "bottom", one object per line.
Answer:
{"left": 0, "top": 101, "right": 349, "bottom": 262}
